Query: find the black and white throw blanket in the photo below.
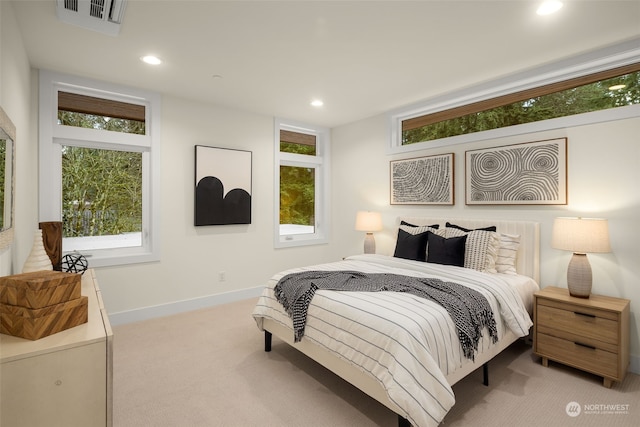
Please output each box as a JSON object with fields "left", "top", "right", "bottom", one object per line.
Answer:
{"left": 274, "top": 270, "right": 498, "bottom": 360}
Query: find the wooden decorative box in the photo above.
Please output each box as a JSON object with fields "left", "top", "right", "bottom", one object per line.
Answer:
{"left": 0, "top": 271, "right": 81, "bottom": 309}
{"left": 0, "top": 296, "right": 88, "bottom": 340}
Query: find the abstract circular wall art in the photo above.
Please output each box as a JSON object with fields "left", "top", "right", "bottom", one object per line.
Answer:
{"left": 391, "top": 153, "right": 454, "bottom": 205}
{"left": 465, "top": 138, "right": 567, "bottom": 205}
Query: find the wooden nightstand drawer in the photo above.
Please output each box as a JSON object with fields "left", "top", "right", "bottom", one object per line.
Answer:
{"left": 533, "top": 286, "right": 630, "bottom": 388}
{"left": 536, "top": 324, "right": 618, "bottom": 353}
{"left": 536, "top": 303, "right": 618, "bottom": 345}
{"left": 536, "top": 333, "right": 618, "bottom": 379}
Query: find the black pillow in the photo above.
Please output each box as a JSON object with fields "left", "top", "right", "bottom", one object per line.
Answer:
{"left": 445, "top": 222, "right": 496, "bottom": 232}
{"left": 426, "top": 233, "right": 467, "bottom": 267}
{"left": 401, "top": 220, "right": 439, "bottom": 229}
{"left": 393, "top": 228, "right": 429, "bottom": 262}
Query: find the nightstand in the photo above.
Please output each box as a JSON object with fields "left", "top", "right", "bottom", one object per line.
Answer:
{"left": 533, "top": 286, "right": 630, "bottom": 388}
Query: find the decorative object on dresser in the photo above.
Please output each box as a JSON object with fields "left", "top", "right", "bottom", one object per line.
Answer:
{"left": 354, "top": 211, "right": 383, "bottom": 254}
{"left": 533, "top": 286, "right": 629, "bottom": 388}
{"left": 39, "top": 221, "right": 63, "bottom": 271}
{"left": 22, "top": 229, "right": 53, "bottom": 273}
{"left": 551, "top": 217, "right": 611, "bottom": 298}
{"left": 61, "top": 251, "right": 89, "bottom": 274}
{"left": 0, "top": 270, "right": 87, "bottom": 340}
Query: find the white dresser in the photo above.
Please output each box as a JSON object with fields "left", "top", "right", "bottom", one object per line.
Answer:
{"left": 0, "top": 269, "right": 113, "bottom": 427}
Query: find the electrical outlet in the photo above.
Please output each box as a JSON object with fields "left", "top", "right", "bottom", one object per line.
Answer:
{"left": 218, "top": 271, "right": 226, "bottom": 282}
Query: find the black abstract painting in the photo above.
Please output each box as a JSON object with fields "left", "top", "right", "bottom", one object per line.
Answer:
{"left": 465, "top": 138, "right": 567, "bottom": 205}
{"left": 195, "top": 145, "right": 252, "bottom": 225}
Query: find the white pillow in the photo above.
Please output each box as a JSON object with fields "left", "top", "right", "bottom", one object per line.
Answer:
{"left": 495, "top": 233, "right": 520, "bottom": 275}
{"left": 399, "top": 224, "right": 440, "bottom": 235}
{"left": 445, "top": 227, "right": 500, "bottom": 272}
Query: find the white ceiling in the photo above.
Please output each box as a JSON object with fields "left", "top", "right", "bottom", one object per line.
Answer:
{"left": 11, "top": 1, "right": 640, "bottom": 128}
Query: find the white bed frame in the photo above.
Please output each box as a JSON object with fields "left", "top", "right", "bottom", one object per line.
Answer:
{"left": 262, "top": 217, "right": 540, "bottom": 422}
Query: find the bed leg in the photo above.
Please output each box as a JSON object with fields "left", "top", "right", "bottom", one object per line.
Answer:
{"left": 483, "top": 362, "right": 489, "bottom": 386}
{"left": 398, "top": 415, "right": 411, "bottom": 427}
{"left": 264, "top": 331, "right": 272, "bottom": 352}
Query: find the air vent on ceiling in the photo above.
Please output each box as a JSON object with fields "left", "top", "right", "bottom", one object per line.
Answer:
{"left": 56, "top": 0, "right": 127, "bottom": 36}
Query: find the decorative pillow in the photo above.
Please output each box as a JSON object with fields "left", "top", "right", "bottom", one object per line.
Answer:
{"left": 393, "top": 228, "right": 429, "bottom": 262}
{"left": 445, "top": 227, "right": 500, "bottom": 272}
{"left": 496, "top": 233, "right": 520, "bottom": 275}
{"left": 426, "top": 233, "right": 467, "bottom": 267}
{"left": 399, "top": 223, "right": 445, "bottom": 260}
{"left": 400, "top": 221, "right": 439, "bottom": 230}
{"left": 445, "top": 222, "right": 497, "bottom": 232}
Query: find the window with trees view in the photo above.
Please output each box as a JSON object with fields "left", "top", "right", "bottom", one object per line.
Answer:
{"left": 39, "top": 71, "right": 160, "bottom": 267}
{"left": 275, "top": 120, "right": 329, "bottom": 248}
{"left": 402, "top": 66, "right": 640, "bottom": 144}
{"left": 391, "top": 57, "right": 640, "bottom": 151}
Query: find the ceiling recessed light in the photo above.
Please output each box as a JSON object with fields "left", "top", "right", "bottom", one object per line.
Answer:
{"left": 141, "top": 55, "right": 162, "bottom": 65}
{"left": 608, "top": 84, "right": 626, "bottom": 91}
{"left": 537, "top": 1, "right": 563, "bottom": 16}
{"left": 311, "top": 99, "right": 324, "bottom": 107}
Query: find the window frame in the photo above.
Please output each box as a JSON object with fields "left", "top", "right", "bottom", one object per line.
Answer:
{"left": 39, "top": 70, "right": 161, "bottom": 267}
{"left": 274, "top": 118, "right": 330, "bottom": 248}
{"left": 388, "top": 39, "right": 640, "bottom": 154}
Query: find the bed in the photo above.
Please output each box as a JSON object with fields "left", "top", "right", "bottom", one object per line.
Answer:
{"left": 252, "top": 217, "right": 540, "bottom": 427}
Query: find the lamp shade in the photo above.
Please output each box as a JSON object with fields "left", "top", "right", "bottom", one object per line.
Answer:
{"left": 551, "top": 217, "right": 611, "bottom": 254}
{"left": 355, "top": 211, "right": 383, "bottom": 232}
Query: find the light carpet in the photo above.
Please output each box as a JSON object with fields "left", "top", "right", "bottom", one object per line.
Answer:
{"left": 113, "top": 298, "right": 639, "bottom": 426}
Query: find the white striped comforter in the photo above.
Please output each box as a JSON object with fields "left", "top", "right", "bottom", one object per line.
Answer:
{"left": 252, "top": 254, "right": 534, "bottom": 427}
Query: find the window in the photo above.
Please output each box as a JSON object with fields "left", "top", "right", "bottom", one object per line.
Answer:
{"left": 39, "top": 71, "right": 161, "bottom": 267}
{"left": 275, "top": 119, "right": 330, "bottom": 248}
{"left": 389, "top": 43, "right": 640, "bottom": 152}
{"left": 402, "top": 66, "right": 640, "bottom": 145}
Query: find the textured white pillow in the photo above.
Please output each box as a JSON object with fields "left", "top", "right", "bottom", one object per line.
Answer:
{"left": 495, "top": 233, "right": 520, "bottom": 275}
{"left": 445, "top": 227, "right": 500, "bottom": 272}
{"left": 399, "top": 224, "right": 440, "bottom": 235}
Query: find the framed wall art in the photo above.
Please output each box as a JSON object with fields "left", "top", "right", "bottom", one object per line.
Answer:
{"left": 195, "top": 145, "right": 252, "bottom": 226}
{"left": 465, "top": 138, "right": 567, "bottom": 205}
{"left": 390, "top": 153, "right": 454, "bottom": 205}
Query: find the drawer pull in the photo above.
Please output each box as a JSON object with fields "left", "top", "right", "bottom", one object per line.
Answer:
{"left": 574, "top": 311, "right": 596, "bottom": 318}
{"left": 575, "top": 342, "right": 596, "bottom": 350}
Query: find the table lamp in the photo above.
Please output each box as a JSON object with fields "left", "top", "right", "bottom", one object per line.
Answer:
{"left": 355, "top": 211, "right": 383, "bottom": 254}
{"left": 551, "top": 217, "right": 611, "bottom": 298}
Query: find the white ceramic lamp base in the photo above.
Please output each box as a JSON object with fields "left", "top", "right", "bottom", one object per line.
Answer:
{"left": 567, "top": 253, "right": 592, "bottom": 298}
{"left": 363, "top": 233, "right": 376, "bottom": 254}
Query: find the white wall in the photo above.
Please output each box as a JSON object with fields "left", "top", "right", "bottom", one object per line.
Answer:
{"left": 77, "top": 95, "right": 340, "bottom": 321}
{"left": 331, "top": 113, "right": 640, "bottom": 372}
{"left": 0, "top": 1, "right": 37, "bottom": 277}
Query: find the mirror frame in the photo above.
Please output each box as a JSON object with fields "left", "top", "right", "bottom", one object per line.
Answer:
{"left": 0, "top": 106, "right": 15, "bottom": 250}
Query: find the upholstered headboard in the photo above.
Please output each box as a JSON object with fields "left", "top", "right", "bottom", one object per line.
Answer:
{"left": 397, "top": 217, "right": 540, "bottom": 283}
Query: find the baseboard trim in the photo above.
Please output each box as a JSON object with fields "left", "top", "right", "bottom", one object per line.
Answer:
{"left": 109, "top": 286, "right": 264, "bottom": 326}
